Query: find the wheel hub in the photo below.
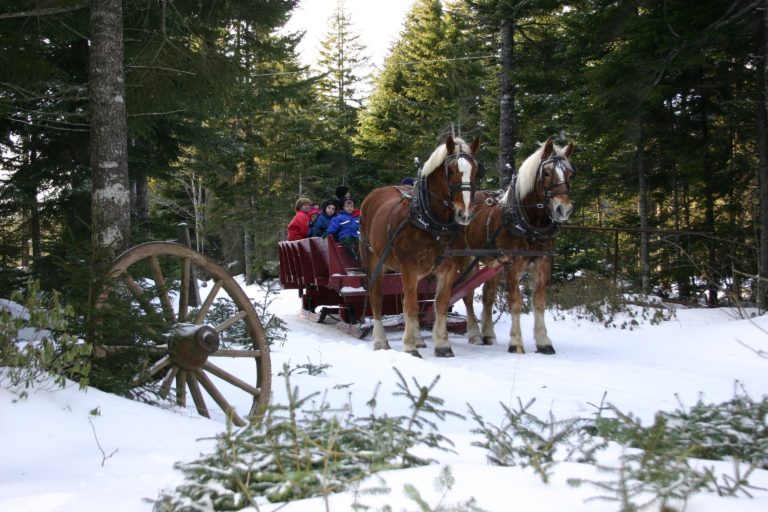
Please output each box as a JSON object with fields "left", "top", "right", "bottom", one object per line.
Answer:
{"left": 169, "top": 323, "right": 220, "bottom": 370}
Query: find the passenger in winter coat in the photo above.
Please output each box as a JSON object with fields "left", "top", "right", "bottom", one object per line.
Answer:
{"left": 286, "top": 197, "right": 313, "bottom": 241}
{"left": 310, "top": 199, "right": 337, "bottom": 237}
{"left": 324, "top": 198, "right": 361, "bottom": 263}
{"left": 324, "top": 198, "right": 360, "bottom": 242}
{"left": 333, "top": 185, "right": 351, "bottom": 209}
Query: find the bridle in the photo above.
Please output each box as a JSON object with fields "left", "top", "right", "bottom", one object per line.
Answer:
{"left": 497, "top": 152, "right": 574, "bottom": 241}
{"left": 443, "top": 152, "right": 477, "bottom": 203}
{"left": 410, "top": 151, "right": 478, "bottom": 235}
{"left": 540, "top": 154, "right": 575, "bottom": 200}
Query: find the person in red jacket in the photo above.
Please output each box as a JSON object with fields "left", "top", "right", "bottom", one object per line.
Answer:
{"left": 287, "top": 197, "right": 313, "bottom": 240}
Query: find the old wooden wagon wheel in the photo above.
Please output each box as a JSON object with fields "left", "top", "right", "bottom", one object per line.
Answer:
{"left": 94, "top": 241, "right": 271, "bottom": 426}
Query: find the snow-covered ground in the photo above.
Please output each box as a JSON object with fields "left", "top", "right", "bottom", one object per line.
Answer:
{"left": 2, "top": 277, "right": 767, "bottom": 511}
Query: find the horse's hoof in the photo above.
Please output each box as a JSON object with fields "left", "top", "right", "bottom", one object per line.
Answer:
{"left": 373, "top": 342, "right": 391, "bottom": 351}
{"left": 434, "top": 347, "right": 455, "bottom": 358}
{"left": 507, "top": 346, "right": 525, "bottom": 354}
{"left": 536, "top": 346, "right": 556, "bottom": 355}
{"left": 468, "top": 335, "right": 483, "bottom": 345}
{"left": 405, "top": 350, "right": 422, "bottom": 358}
{"left": 482, "top": 336, "right": 495, "bottom": 346}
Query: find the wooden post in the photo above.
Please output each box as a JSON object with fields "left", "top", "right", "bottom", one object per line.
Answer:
{"left": 177, "top": 223, "right": 201, "bottom": 307}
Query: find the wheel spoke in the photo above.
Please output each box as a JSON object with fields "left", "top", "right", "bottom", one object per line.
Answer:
{"left": 187, "top": 371, "right": 210, "bottom": 418}
{"left": 196, "top": 369, "right": 246, "bottom": 426}
{"left": 176, "top": 370, "right": 187, "bottom": 407}
{"left": 159, "top": 367, "right": 179, "bottom": 398}
{"left": 130, "top": 355, "right": 171, "bottom": 387}
{"left": 145, "top": 355, "right": 172, "bottom": 376}
{"left": 179, "top": 257, "right": 190, "bottom": 321}
{"left": 194, "top": 279, "right": 223, "bottom": 324}
{"left": 121, "top": 274, "right": 161, "bottom": 320}
{"left": 210, "top": 348, "right": 261, "bottom": 358}
{"left": 149, "top": 255, "right": 176, "bottom": 324}
{"left": 203, "top": 361, "right": 261, "bottom": 397}
{"left": 97, "top": 345, "right": 167, "bottom": 355}
{"left": 215, "top": 310, "right": 247, "bottom": 333}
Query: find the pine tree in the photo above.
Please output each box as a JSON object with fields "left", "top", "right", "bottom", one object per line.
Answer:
{"left": 314, "top": 0, "right": 370, "bottom": 187}
{"left": 356, "top": 0, "right": 489, "bottom": 182}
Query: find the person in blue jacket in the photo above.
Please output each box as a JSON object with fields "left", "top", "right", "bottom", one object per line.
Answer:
{"left": 310, "top": 198, "right": 337, "bottom": 237}
{"left": 324, "top": 197, "right": 361, "bottom": 263}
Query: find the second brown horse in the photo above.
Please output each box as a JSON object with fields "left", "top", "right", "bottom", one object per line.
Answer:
{"left": 462, "top": 139, "right": 575, "bottom": 354}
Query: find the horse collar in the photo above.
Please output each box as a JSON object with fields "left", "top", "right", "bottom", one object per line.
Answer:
{"left": 409, "top": 176, "right": 462, "bottom": 236}
{"left": 503, "top": 174, "right": 560, "bottom": 241}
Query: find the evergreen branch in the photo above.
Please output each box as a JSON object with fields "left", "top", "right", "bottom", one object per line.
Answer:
{"left": 0, "top": 3, "right": 90, "bottom": 20}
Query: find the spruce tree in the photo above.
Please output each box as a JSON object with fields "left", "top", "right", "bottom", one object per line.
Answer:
{"left": 314, "top": 0, "right": 370, "bottom": 189}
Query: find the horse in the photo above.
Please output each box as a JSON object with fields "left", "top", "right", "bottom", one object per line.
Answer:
{"left": 360, "top": 135, "right": 481, "bottom": 358}
{"left": 461, "top": 139, "right": 575, "bottom": 354}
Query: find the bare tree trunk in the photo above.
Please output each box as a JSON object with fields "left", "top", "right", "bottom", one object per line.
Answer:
{"left": 135, "top": 171, "right": 149, "bottom": 224}
{"left": 89, "top": 0, "right": 130, "bottom": 272}
{"left": 499, "top": 17, "right": 516, "bottom": 189}
{"left": 759, "top": 0, "right": 768, "bottom": 309}
{"left": 27, "top": 133, "right": 41, "bottom": 262}
{"left": 244, "top": 197, "right": 254, "bottom": 285}
{"left": 636, "top": 131, "right": 650, "bottom": 294}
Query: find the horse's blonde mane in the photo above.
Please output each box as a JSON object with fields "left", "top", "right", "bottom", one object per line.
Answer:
{"left": 513, "top": 141, "right": 564, "bottom": 201}
{"left": 420, "top": 137, "right": 472, "bottom": 177}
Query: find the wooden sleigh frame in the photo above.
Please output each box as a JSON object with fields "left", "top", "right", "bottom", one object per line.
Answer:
{"left": 277, "top": 235, "right": 543, "bottom": 338}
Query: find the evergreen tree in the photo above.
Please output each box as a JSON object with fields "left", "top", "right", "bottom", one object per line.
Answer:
{"left": 314, "top": 0, "right": 370, "bottom": 188}
{"left": 355, "top": 0, "right": 489, "bottom": 184}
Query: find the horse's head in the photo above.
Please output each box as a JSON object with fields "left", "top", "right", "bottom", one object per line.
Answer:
{"left": 420, "top": 135, "right": 481, "bottom": 226}
{"left": 508, "top": 139, "right": 575, "bottom": 224}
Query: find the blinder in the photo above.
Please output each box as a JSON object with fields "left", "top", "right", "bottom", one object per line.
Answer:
{"left": 538, "top": 155, "right": 574, "bottom": 198}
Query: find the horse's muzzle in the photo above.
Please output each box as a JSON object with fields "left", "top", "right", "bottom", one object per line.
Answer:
{"left": 552, "top": 201, "right": 573, "bottom": 223}
{"left": 455, "top": 209, "right": 473, "bottom": 225}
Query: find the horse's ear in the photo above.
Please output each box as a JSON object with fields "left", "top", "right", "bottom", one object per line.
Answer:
{"left": 470, "top": 136, "right": 481, "bottom": 155}
{"left": 562, "top": 142, "right": 574, "bottom": 159}
{"left": 445, "top": 135, "right": 456, "bottom": 154}
{"left": 542, "top": 138, "right": 554, "bottom": 159}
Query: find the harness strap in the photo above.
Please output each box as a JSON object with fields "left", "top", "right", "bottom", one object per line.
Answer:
{"left": 409, "top": 176, "right": 462, "bottom": 236}
{"left": 366, "top": 196, "right": 411, "bottom": 286}
{"left": 503, "top": 174, "right": 561, "bottom": 240}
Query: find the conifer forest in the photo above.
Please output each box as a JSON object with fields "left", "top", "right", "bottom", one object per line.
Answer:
{"left": 1, "top": 0, "right": 767, "bottom": 307}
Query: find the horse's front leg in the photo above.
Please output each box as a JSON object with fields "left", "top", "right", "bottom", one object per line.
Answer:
{"left": 533, "top": 257, "right": 555, "bottom": 354}
{"left": 368, "top": 259, "right": 390, "bottom": 351}
{"left": 506, "top": 261, "right": 525, "bottom": 354}
{"left": 464, "top": 292, "right": 482, "bottom": 345}
{"left": 432, "top": 264, "right": 457, "bottom": 357}
{"left": 400, "top": 269, "right": 424, "bottom": 357}
{"left": 460, "top": 258, "right": 482, "bottom": 345}
{"left": 480, "top": 275, "right": 498, "bottom": 345}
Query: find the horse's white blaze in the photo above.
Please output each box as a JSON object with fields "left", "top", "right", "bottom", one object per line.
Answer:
{"left": 459, "top": 157, "right": 473, "bottom": 217}
{"left": 555, "top": 160, "right": 566, "bottom": 183}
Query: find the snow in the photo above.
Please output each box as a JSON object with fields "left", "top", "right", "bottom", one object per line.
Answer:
{"left": 2, "top": 277, "right": 768, "bottom": 512}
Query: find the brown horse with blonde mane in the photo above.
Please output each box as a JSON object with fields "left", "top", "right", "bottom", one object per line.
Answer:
{"left": 462, "top": 139, "right": 575, "bottom": 354}
{"left": 360, "top": 135, "right": 481, "bottom": 358}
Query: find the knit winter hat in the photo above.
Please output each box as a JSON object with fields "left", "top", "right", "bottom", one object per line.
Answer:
{"left": 335, "top": 185, "right": 349, "bottom": 199}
